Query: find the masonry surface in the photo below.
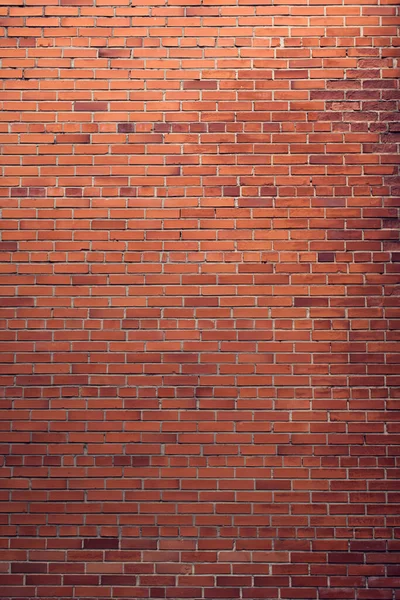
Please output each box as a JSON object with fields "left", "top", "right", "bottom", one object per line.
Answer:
{"left": 0, "top": 0, "right": 400, "bottom": 598}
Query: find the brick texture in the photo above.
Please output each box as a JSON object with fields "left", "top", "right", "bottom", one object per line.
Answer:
{"left": 0, "top": 0, "right": 399, "bottom": 598}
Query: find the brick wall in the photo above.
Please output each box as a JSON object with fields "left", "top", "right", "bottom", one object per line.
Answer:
{"left": 1, "top": 0, "right": 399, "bottom": 598}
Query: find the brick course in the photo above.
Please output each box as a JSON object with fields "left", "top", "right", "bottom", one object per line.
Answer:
{"left": 0, "top": 0, "right": 399, "bottom": 598}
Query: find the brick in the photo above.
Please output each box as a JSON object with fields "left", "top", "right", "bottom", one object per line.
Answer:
{"left": 83, "top": 538, "right": 119, "bottom": 550}
{"left": 0, "top": 1, "right": 399, "bottom": 599}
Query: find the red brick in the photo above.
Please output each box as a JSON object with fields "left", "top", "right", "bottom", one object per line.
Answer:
{"left": 0, "top": 0, "right": 399, "bottom": 599}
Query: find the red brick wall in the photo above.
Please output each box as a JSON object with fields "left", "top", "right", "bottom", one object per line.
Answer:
{"left": 1, "top": 0, "right": 399, "bottom": 598}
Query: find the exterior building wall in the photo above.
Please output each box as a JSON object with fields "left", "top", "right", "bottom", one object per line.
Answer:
{"left": 0, "top": 0, "right": 399, "bottom": 598}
